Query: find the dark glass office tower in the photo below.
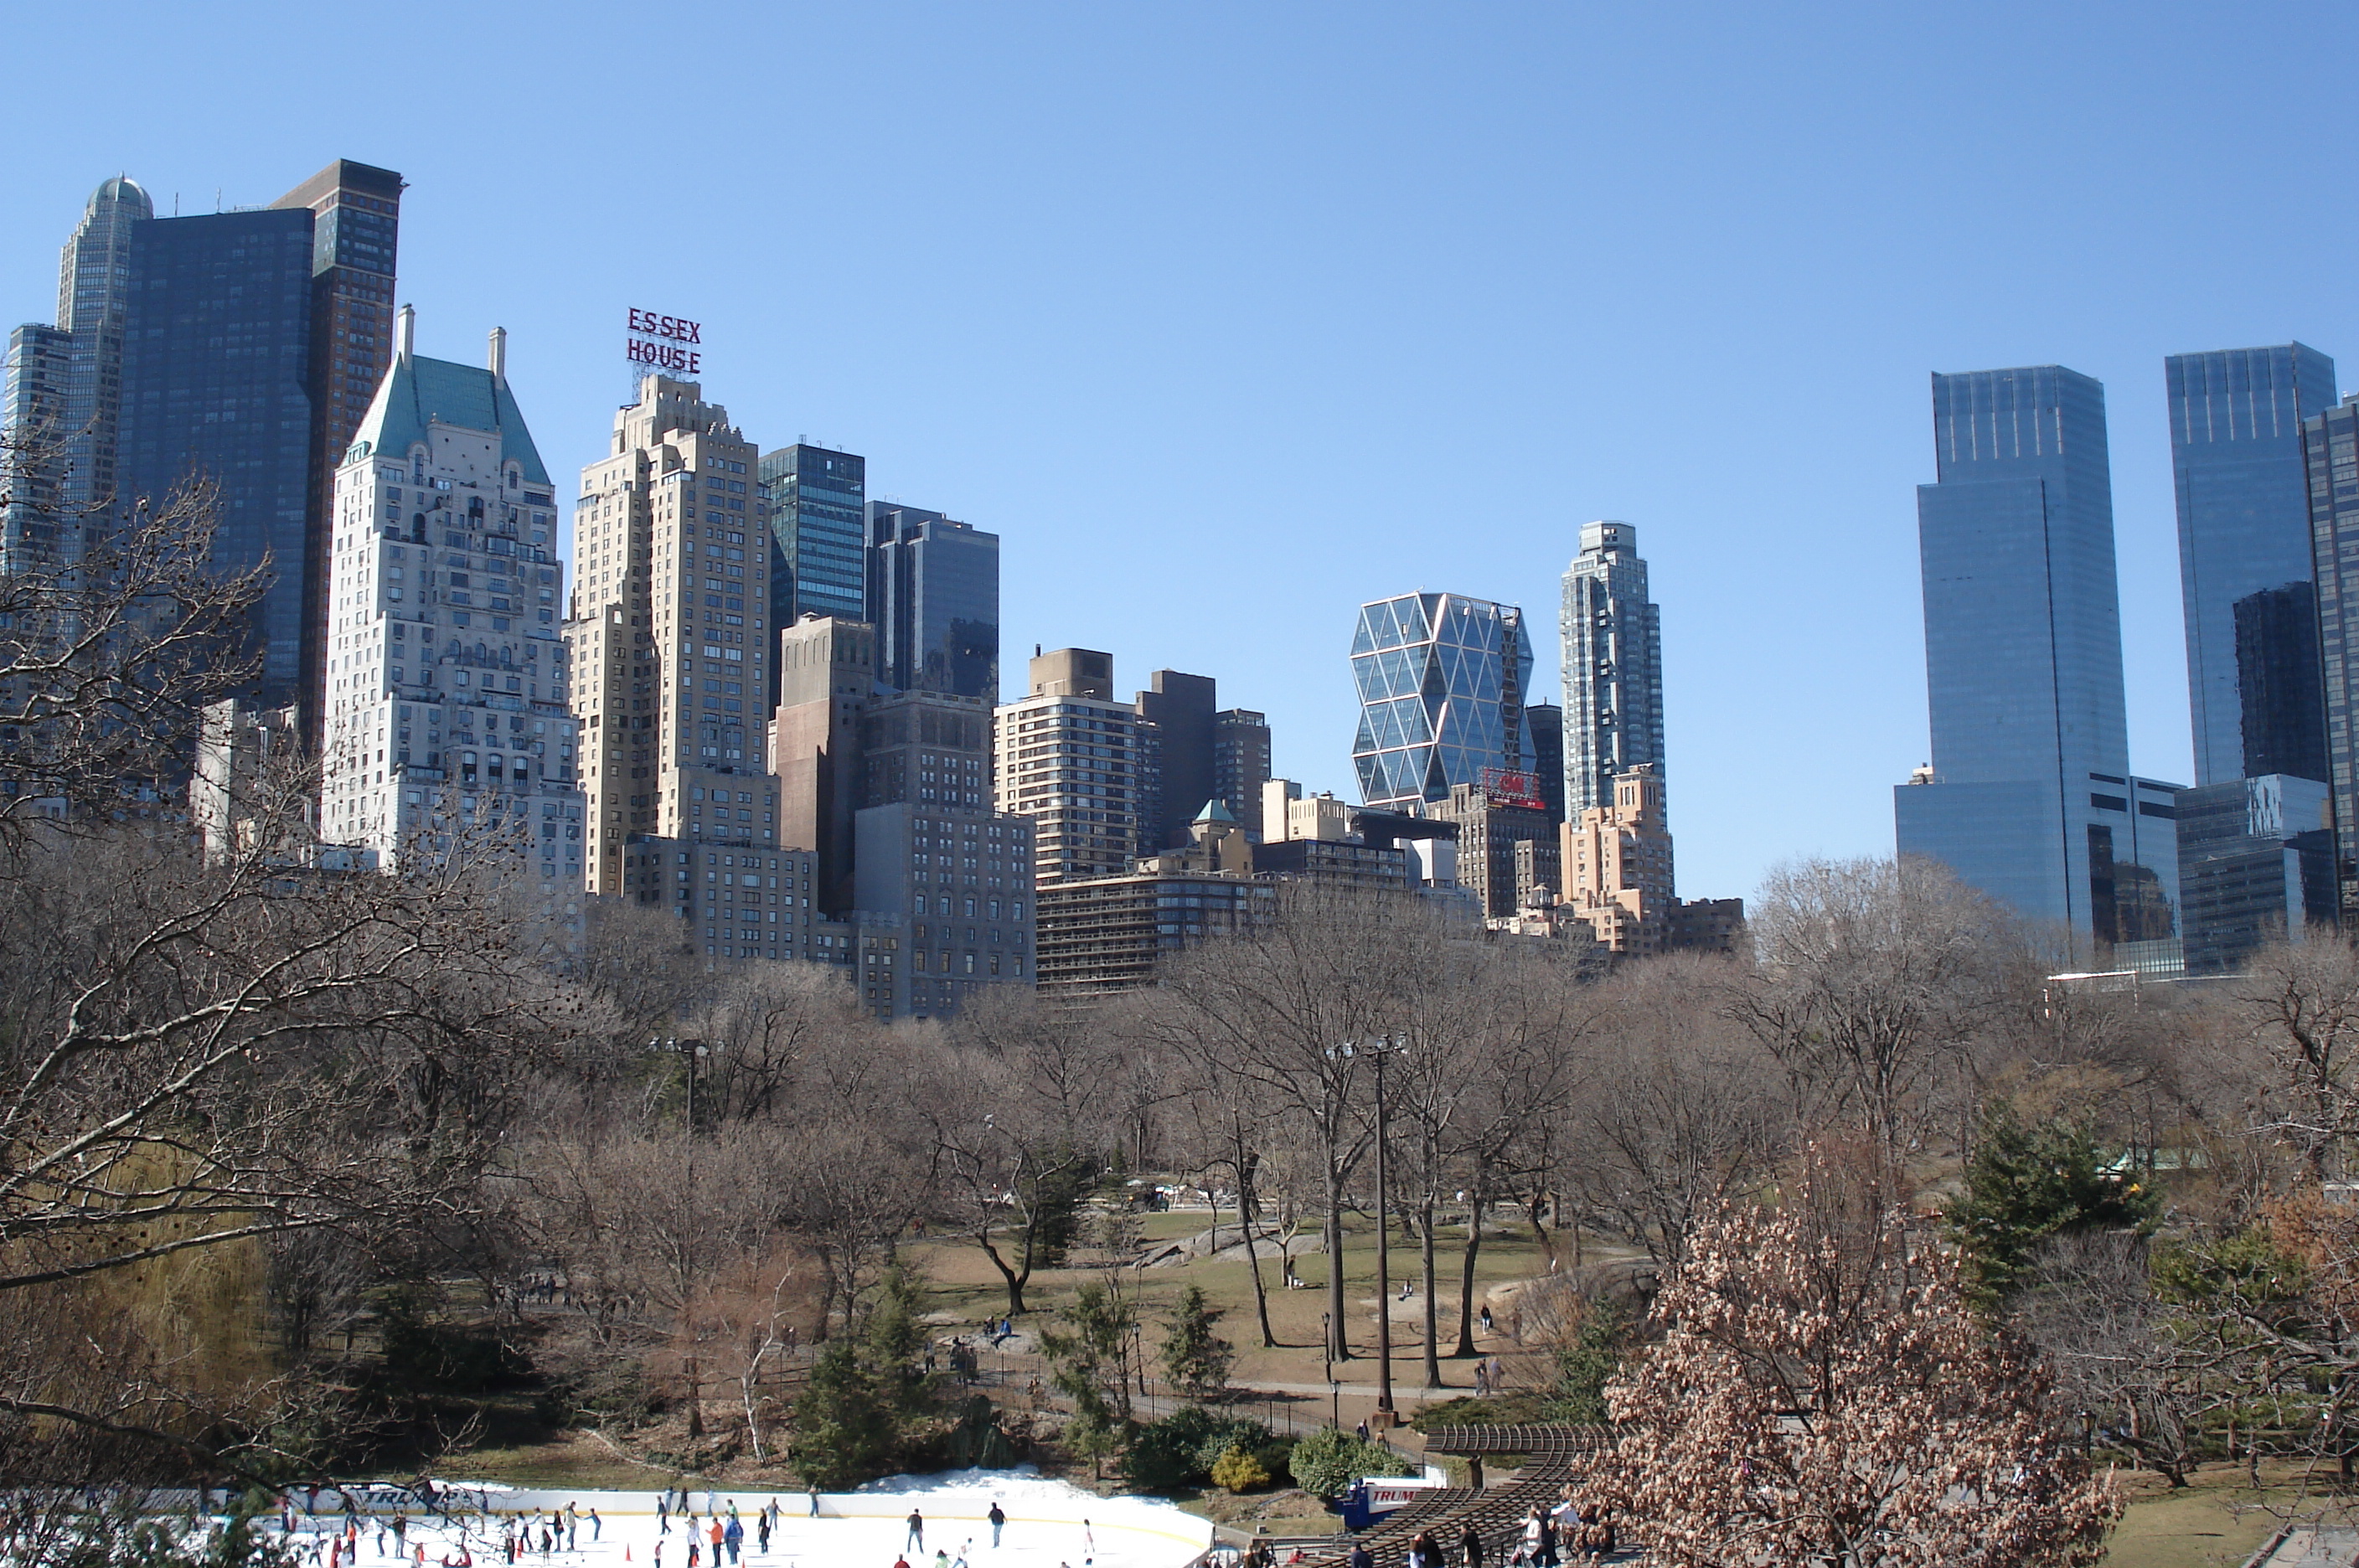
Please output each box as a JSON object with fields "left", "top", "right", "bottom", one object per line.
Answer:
{"left": 274, "top": 160, "right": 403, "bottom": 736}
{"left": 1895, "top": 366, "right": 2167, "bottom": 951}
{"left": 116, "top": 210, "right": 318, "bottom": 705}
{"left": 759, "top": 443, "right": 865, "bottom": 704}
{"left": 2235, "top": 583, "right": 2330, "bottom": 781}
{"left": 865, "top": 503, "right": 1000, "bottom": 700}
{"left": 1523, "top": 701, "right": 1567, "bottom": 823}
{"left": 2167, "top": 344, "right": 2337, "bottom": 785}
{"left": 2299, "top": 394, "right": 2359, "bottom": 916}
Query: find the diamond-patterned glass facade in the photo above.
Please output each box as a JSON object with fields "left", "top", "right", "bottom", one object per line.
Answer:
{"left": 1351, "top": 591, "right": 1534, "bottom": 809}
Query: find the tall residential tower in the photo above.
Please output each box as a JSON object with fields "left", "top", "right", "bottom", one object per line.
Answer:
{"left": 567, "top": 376, "right": 778, "bottom": 892}
{"left": 1559, "top": 521, "right": 1663, "bottom": 822}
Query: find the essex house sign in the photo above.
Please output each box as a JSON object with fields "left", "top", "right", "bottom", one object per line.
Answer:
{"left": 625, "top": 308, "right": 704, "bottom": 375}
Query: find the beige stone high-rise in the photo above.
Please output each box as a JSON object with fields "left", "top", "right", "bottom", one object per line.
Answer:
{"left": 1561, "top": 763, "right": 1675, "bottom": 955}
{"left": 568, "top": 375, "right": 780, "bottom": 893}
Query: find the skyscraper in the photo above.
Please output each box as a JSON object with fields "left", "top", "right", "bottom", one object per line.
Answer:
{"left": 274, "top": 160, "right": 404, "bottom": 737}
{"left": 995, "top": 648, "right": 1145, "bottom": 882}
{"left": 2300, "top": 392, "right": 2359, "bottom": 917}
{"left": 759, "top": 443, "right": 865, "bottom": 706}
{"left": 1212, "top": 707, "right": 1272, "bottom": 836}
{"left": 1559, "top": 522, "right": 1663, "bottom": 822}
{"left": 1135, "top": 669, "right": 1217, "bottom": 852}
{"left": 1522, "top": 702, "right": 1566, "bottom": 824}
{"left": 117, "top": 207, "right": 319, "bottom": 704}
{"left": 1350, "top": 591, "right": 1534, "bottom": 811}
{"left": 1896, "top": 365, "right": 2176, "bottom": 951}
{"left": 4, "top": 162, "right": 398, "bottom": 719}
{"left": 865, "top": 502, "right": 1000, "bottom": 699}
{"left": 567, "top": 375, "right": 778, "bottom": 894}
{"left": 316, "top": 314, "right": 581, "bottom": 887}
{"left": 2167, "top": 344, "right": 2338, "bottom": 785}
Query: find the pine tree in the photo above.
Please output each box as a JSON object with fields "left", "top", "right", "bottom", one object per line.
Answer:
{"left": 1160, "top": 1283, "right": 1235, "bottom": 1398}
{"left": 1946, "top": 1102, "right": 2160, "bottom": 1309}
{"left": 790, "top": 1341, "right": 899, "bottom": 1489}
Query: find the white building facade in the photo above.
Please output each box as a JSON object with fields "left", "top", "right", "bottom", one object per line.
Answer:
{"left": 317, "top": 312, "right": 585, "bottom": 890}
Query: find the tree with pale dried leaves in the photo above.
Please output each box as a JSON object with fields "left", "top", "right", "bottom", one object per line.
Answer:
{"left": 1599, "top": 1159, "right": 2118, "bottom": 1568}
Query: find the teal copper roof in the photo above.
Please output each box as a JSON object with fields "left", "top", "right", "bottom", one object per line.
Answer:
{"left": 349, "top": 352, "right": 550, "bottom": 486}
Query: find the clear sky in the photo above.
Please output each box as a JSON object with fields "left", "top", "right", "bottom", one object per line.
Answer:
{"left": 6, "top": 3, "right": 2355, "bottom": 900}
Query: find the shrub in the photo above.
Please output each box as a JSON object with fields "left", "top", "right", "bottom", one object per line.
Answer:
{"left": 1210, "top": 1444, "right": 1272, "bottom": 1493}
{"left": 1121, "top": 1408, "right": 1277, "bottom": 1493}
{"left": 1287, "top": 1426, "right": 1418, "bottom": 1496}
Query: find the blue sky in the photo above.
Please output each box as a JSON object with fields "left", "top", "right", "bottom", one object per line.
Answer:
{"left": 7, "top": 3, "right": 2355, "bottom": 900}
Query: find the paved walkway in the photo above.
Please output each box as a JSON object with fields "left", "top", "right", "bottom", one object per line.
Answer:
{"left": 2245, "top": 1524, "right": 2359, "bottom": 1565}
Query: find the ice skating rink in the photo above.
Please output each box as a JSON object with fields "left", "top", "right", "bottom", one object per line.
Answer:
{"left": 270, "top": 1471, "right": 1215, "bottom": 1568}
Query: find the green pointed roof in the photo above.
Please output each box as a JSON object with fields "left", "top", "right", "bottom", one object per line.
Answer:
{"left": 348, "top": 351, "right": 550, "bottom": 486}
{"left": 1194, "top": 798, "right": 1238, "bottom": 824}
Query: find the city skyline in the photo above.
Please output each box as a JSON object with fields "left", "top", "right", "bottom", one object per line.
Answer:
{"left": 8, "top": 9, "right": 2359, "bottom": 902}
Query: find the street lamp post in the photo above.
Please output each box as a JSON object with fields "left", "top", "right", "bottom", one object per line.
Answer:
{"left": 1335, "top": 1034, "right": 1407, "bottom": 1419}
{"left": 1369, "top": 1034, "right": 1404, "bottom": 1418}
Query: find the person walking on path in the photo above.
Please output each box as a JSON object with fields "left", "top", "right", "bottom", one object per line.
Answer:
{"left": 988, "top": 1503, "right": 1005, "bottom": 1547}
{"left": 906, "top": 1509, "right": 925, "bottom": 1552}
{"left": 1458, "top": 1519, "right": 1484, "bottom": 1566}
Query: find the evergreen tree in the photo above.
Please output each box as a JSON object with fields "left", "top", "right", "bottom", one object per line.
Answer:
{"left": 1544, "top": 1299, "right": 1627, "bottom": 1424}
{"left": 864, "top": 1266, "right": 931, "bottom": 1412}
{"left": 1159, "top": 1283, "right": 1235, "bottom": 1398}
{"left": 1040, "top": 1275, "right": 1140, "bottom": 1477}
{"left": 1946, "top": 1102, "right": 2160, "bottom": 1309}
{"left": 791, "top": 1341, "right": 901, "bottom": 1489}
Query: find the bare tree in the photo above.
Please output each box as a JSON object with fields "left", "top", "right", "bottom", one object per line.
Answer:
{"left": 2222, "top": 936, "right": 2359, "bottom": 1180}
{"left": 1730, "top": 855, "right": 2031, "bottom": 1183}
{"left": 1564, "top": 952, "right": 1792, "bottom": 1266}
{"left": 2015, "top": 1232, "right": 2210, "bottom": 1488}
{"left": 0, "top": 466, "right": 269, "bottom": 844}
{"left": 1148, "top": 881, "right": 1463, "bottom": 1364}
{"left": 928, "top": 987, "right": 1119, "bottom": 1317}
{"left": 0, "top": 782, "right": 576, "bottom": 1475}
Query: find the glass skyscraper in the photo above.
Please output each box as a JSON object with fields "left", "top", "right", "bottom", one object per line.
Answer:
{"left": 759, "top": 443, "right": 865, "bottom": 690}
{"left": 116, "top": 209, "right": 320, "bottom": 705}
{"left": 1896, "top": 365, "right": 2178, "bottom": 953}
{"left": 2300, "top": 392, "right": 2359, "bottom": 917}
{"left": 1559, "top": 520, "right": 1663, "bottom": 822}
{"left": 2168, "top": 343, "right": 2338, "bottom": 785}
{"left": 1351, "top": 591, "right": 1534, "bottom": 811}
{"left": 865, "top": 502, "right": 1000, "bottom": 701}
{"left": 3, "top": 176, "right": 152, "bottom": 572}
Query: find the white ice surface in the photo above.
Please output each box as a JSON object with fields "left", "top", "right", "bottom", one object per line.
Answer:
{"left": 263, "top": 1473, "right": 1208, "bottom": 1568}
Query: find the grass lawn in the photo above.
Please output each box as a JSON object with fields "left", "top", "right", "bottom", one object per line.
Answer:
{"left": 906, "top": 1207, "right": 1628, "bottom": 1408}
{"left": 2101, "top": 1463, "right": 2355, "bottom": 1567}
{"left": 431, "top": 1430, "right": 682, "bottom": 1490}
